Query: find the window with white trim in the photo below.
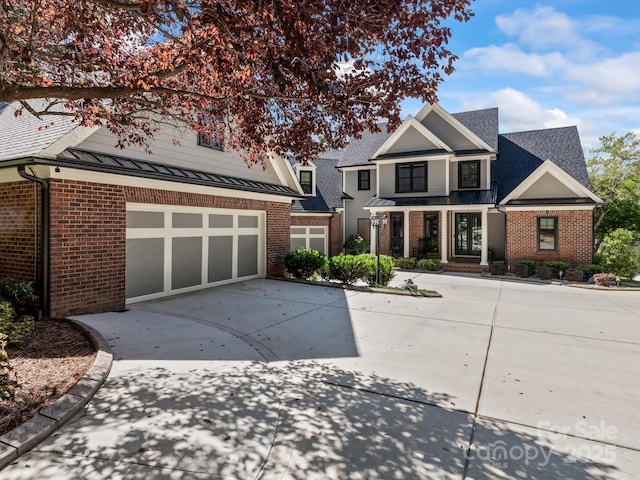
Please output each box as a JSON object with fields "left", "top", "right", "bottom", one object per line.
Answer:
{"left": 290, "top": 226, "right": 327, "bottom": 254}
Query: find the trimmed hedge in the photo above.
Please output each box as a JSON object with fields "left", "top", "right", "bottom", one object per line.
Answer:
{"left": 417, "top": 258, "right": 441, "bottom": 271}
{"left": 394, "top": 257, "right": 417, "bottom": 270}
{"left": 280, "top": 248, "right": 327, "bottom": 280}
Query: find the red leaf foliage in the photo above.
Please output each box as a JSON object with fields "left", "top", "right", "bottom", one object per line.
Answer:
{"left": 0, "top": 0, "right": 473, "bottom": 165}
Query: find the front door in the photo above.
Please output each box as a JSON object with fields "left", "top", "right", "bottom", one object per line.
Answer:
{"left": 455, "top": 213, "right": 481, "bottom": 256}
{"left": 390, "top": 213, "right": 404, "bottom": 256}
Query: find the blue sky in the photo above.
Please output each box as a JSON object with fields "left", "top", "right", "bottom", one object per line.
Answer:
{"left": 400, "top": 0, "right": 640, "bottom": 150}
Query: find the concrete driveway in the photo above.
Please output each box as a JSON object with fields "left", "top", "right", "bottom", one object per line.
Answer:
{"left": 2, "top": 273, "right": 639, "bottom": 479}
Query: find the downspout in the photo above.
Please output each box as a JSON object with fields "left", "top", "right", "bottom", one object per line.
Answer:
{"left": 17, "top": 165, "right": 49, "bottom": 318}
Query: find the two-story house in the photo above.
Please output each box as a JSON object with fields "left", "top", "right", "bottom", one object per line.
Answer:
{"left": 0, "top": 101, "right": 302, "bottom": 318}
{"left": 299, "top": 103, "right": 602, "bottom": 271}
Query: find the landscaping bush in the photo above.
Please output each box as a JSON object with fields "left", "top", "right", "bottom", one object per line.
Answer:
{"left": 417, "top": 258, "right": 442, "bottom": 271}
{"left": 515, "top": 259, "right": 537, "bottom": 277}
{"left": 0, "top": 300, "right": 35, "bottom": 346}
{"left": 359, "top": 254, "right": 395, "bottom": 286}
{"left": 394, "top": 257, "right": 417, "bottom": 270}
{"left": 578, "top": 263, "right": 603, "bottom": 277}
{"left": 0, "top": 333, "right": 16, "bottom": 401}
{"left": 328, "top": 254, "right": 369, "bottom": 285}
{"left": 514, "top": 263, "right": 529, "bottom": 278}
{"left": 343, "top": 234, "right": 368, "bottom": 255}
{"left": 593, "top": 273, "right": 616, "bottom": 287}
{"left": 535, "top": 264, "right": 552, "bottom": 280}
{"left": 565, "top": 268, "right": 584, "bottom": 282}
{"left": 489, "top": 261, "right": 505, "bottom": 275}
{"left": 280, "top": 248, "right": 327, "bottom": 280}
{"left": 0, "top": 277, "right": 38, "bottom": 317}
{"left": 545, "top": 260, "right": 569, "bottom": 279}
{"left": 600, "top": 228, "right": 640, "bottom": 279}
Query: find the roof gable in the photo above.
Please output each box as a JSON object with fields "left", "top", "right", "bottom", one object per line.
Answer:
{"left": 500, "top": 159, "right": 602, "bottom": 205}
{"left": 372, "top": 116, "right": 451, "bottom": 158}
{"left": 496, "top": 126, "right": 591, "bottom": 202}
{"left": 415, "top": 104, "right": 495, "bottom": 152}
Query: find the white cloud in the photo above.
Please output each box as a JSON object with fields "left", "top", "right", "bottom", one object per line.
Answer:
{"left": 459, "top": 88, "right": 585, "bottom": 133}
{"left": 463, "top": 44, "right": 565, "bottom": 76}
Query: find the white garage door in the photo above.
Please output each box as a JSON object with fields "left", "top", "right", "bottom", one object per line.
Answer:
{"left": 125, "top": 204, "right": 265, "bottom": 302}
{"left": 290, "top": 226, "right": 327, "bottom": 255}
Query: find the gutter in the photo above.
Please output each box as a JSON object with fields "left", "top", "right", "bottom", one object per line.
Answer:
{"left": 17, "top": 165, "right": 50, "bottom": 318}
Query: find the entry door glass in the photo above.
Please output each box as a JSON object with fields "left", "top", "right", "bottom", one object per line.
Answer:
{"left": 455, "top": 213, "right": 481, "bottom": 256}
{"left": 390, "top": 213, "right": 403, "bottom": 255}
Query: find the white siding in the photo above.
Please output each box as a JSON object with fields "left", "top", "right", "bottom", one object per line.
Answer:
{"left": 343, "top": 168, "right": 376, "bottom": 242}
{"left": 421, "top": 111, "right": 477, "bottom": 151}
{"left": 519, "top": 172, "right": 579, "bottom": 199}
{"left": 78, "top": 126, "right": 281, "bottom": 184}
{"left": 378, "top": 159, "right": 447, "bottom": 197}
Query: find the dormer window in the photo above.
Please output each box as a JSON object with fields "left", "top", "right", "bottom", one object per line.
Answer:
{"left": 300, "top": 170, "right": 313, "bottom": 194}
{"left": 198, "top": 111, "right": 225, "bottom": 151}
{"left": 459, "top": 160, "right": 480, "bottom": 189}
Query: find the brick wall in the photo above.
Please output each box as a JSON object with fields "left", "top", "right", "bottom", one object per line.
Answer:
{"left": 290, "top": 213, "right": 343, "bottom": 256}
{"left": 505, "top": 209, "right": 593, "bottom": 268}
{"left": 0, "top": 181, "right": 40, "bottom": 282}
{"left": 48, "top": 179, "right": 127, "bottom": 317}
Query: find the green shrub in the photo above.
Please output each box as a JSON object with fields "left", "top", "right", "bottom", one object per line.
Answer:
{"left": 0, "top": 277, "right": 38, "bottom": 316}
{"left": 489, "top": 261, "right": 505, "bottom": 275}
{"left": 358, "top": 254, "right": 395, "bottom": 286}
{"left": 280, "top": 248, "right": 328, "bottom": 280}
{"left": 515, "top": 259, "right": 537, "bottom": 277}
{"left": 0, "top": 333, "right": 16, "bottom": 401}
{"left": 394, "top": 257, "right": 417, "bottom": 270}
{"left": 545, "top": 260, "right": 569, "bottom": 278}
{"left": 343, "top": 234, "right": 368, "bottom": 255}
{"left": 329, "top": 254, "right": 369, "bottom": 285}
{"left": 600, "top": 228, "right": 640, "bottom": 279}
{"left": 0, "top": 300, "right": 35, "bottom": 346}
{"left": 417, "top": 258, "right": 442, "bottom": 271}
{"left": 578, "top": 263, "right": 603, "bottom": 277}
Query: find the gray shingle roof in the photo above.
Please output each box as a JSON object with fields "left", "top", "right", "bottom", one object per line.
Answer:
{"left": 52, "top": 148, "right": 300, "bottom": 197}
{"left": 496, "top": 126, "right": 590, "bottom": 202}
{"left": 335, "top": 124, "right": 391, "bottom": 168}
{"left": 451, "top": 108, "right": 499, "bottom": 152}
{"left": 0, "top": 101, "right": 79, "bottom": 161}
{"left": 290, "top": 157, "right": 344, "bottom": 211}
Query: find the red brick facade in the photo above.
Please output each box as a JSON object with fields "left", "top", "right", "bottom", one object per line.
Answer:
{"left": 505, "top": 209, "right": 593, "bottom": 268}
{"left": 290, "top": 213, "right": 342, "bottom": 256}
{"left": 0, "top": 178, "right": 291, "bottom": 318}
{"left": 0, "top": 181, "right": 40, "bottom": 282}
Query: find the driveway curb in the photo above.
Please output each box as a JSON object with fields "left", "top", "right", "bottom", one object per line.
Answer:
{"left": 0, "top": 319, "right": 113, "bottom": 470}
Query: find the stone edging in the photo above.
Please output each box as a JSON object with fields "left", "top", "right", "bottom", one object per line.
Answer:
{"left": 268, "top": 276, "right": 443, "bottom": 297}
{"left": 0, "top": 319, "right": 113, "bottom": 470}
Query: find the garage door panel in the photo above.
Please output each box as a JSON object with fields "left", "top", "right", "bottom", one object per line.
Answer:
{"left": 126, "top": 206, "right": 264, "bottom": 302}
{"left": 238, "top": 235, "right": 259, "bottom": 277}
{"left": 126, "top": 238, "right": 164, "bottom": 298}
{"left": 208, "top": 236, "right": 233, "bottom": 282}
{"left": 172, "top": 237, "right": 203, "bottom": 290}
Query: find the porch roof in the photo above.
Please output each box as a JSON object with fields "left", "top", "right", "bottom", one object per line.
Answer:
{"left": 365, "top": 186, "right": 498, "bottom": 208}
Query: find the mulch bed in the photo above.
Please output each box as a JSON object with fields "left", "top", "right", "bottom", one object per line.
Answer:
{"left": 0, "top": 319, "right": 96, "bottom": 436}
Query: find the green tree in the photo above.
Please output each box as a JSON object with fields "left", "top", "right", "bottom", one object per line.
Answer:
{"left": 600, "top": 228, "right": 640, "bottom": 280}
{"left": 587, "top": 132, "right": 640, "bottom": 251}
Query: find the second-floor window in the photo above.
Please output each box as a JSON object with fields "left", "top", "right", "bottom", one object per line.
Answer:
{"left": 396, "top": 162, "right": 427, "bottom": 193}
{"left": 358, "top": 170, "right": 371, "bottom": 190}
{"left": 198, "top": 111, "right": 225, "bottom": 151}
{"left": 459, "top": 160, "right": 480, "bottom": 189}
{"left": 300, "top": 170, "right": 313, "bottom": 195}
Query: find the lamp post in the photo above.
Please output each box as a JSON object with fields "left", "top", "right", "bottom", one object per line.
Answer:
{"left": 370, "top": 213, "right": 387, "bottom": 285}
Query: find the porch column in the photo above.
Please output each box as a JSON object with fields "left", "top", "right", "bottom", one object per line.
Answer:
{"left": 440, "top": 209, "right": 448, "bottom": 264}
{"left": 481, "top": 208, "right": 489, "bottom": 265}
{"left": 403, "top": 210, "right": 410, "bottom": 257}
